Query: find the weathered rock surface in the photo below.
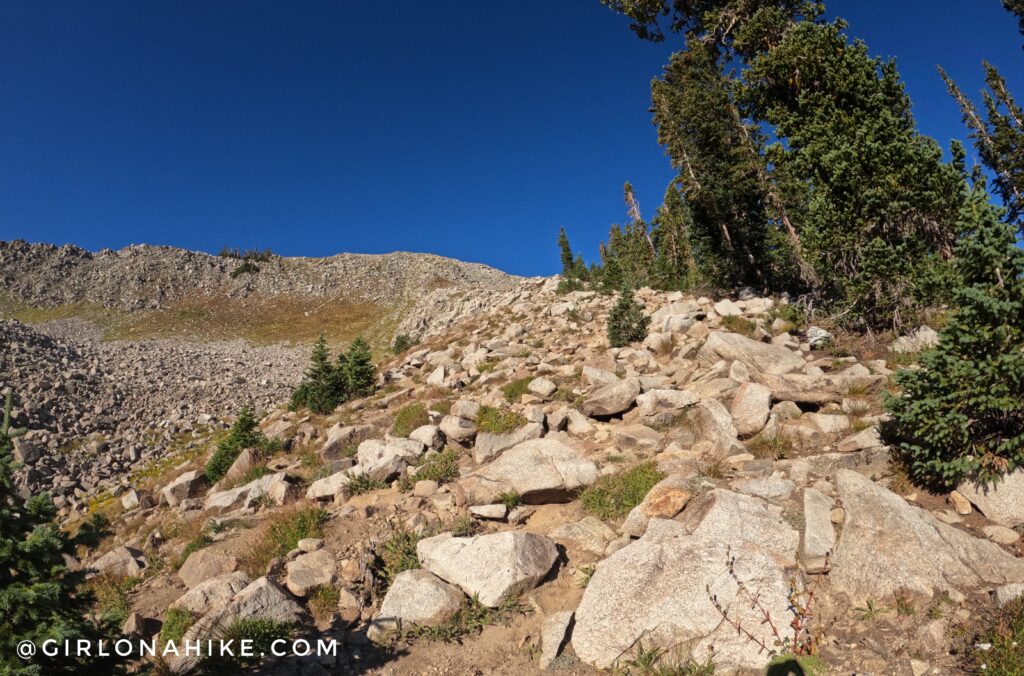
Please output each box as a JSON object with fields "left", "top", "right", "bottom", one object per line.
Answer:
{"left": 579, "top": 378, "right": 641, "bottom": 417}
{"left": 417, "top": 531, "right": 558, "bottom": 607}
{"left": 698, "top": 331, "right": 806, "bottom": 375}
{"left": 957, "top": 470, "right": 1024, "bottom": 527}
{"left": 460, "top": 438, "right": 597, "bottom": 505}
{"left": 368, "top": 569, "right": 465, "bottom": 642}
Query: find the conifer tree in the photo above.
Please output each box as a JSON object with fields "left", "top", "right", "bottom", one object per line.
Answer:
{"left": 342, "top": 337, "right": 377, "bottom": 398}
{"left": 557, "top": 227, "right": 575, "bottom": 278}
{"left": 607, "top": 286, "right": 651, "bottom": 347}
{"left": 0, "top": 389, "right": 122, "bottom": 675}
{"left": 884, "top": 186, "right": 1024, "bottom": 488}
{"left": 650, "top": 182, "right": 699, "bottom": 290}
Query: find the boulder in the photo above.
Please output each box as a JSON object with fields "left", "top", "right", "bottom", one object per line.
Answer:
{"left": 579, "top": 378, "right": 641, "bottom": 418}
{"left": 730, "top": 383, "right": 772, "bottom": 437}
{"left": 91, "top": 546, "right": 146, "bottom": 579}
{"left": 178, "top": 548, "right": 240, "bottom": 589}
{"left": 957, "top": 470, "right": 1024, "bottom": 527}
{"left": 204, "top": 472, "right": 297, "bottom": 514}
{"left": 802, "top": 488, "right": 836, "bottom": 567}
{"left": 540, "top": 611, "right": 574, "bottom": 669}
{"left": 549, "top": 516, "right": 618, "bottom": 558}
{"left": 305, "top": 470, "right": 353, "bottom": 502}
{"left": 285, "top": 548, "right": 337, "bottom": 597}
{"left": 680, "top": 489, "right": 799, "bottom": 566}
{"left": 686, "top": 399, "right": 741, "bottom": 457}
{"left": 409, "top": 424, "right": 445, "bottom": 450}
{"left": 161, "top": 470, "right": 205, "bottom": 507}
{"left": 572, "top": 519, "right": 795, "bottom": 671}
{"left": 581, "top": 365, "right": 620, "bottom": 387}
{"left": 356, "top": 439, "right": 421, "bottom": 480}
{"left": 460, "top": 438, "right": 597, "bottom": 505}
{"left": 439, "top": 415, "right": 477, "bottom": 444}
{"left": 368, "top": 569, "right": 465, "bottom": 643}
{"left": 698, "top": 331, "right": 806, "bottom": 375}
{"left": 450, "top": 399, "right": 481, "bottom": 420}
{"left": 528, "top": 377, "right": 558, "bottom": 399}
{"left": 713, "top": 299, "right": 742, "bottom": 316}
{"left": 319, "top": 423, "right": 374, "bottom": 459}
{"left": 830, "top": 469, "right": 1024, "bottom": 602}
{"left": 473, "top": 422, "right": 544, "bottom": 464}
{"left": 890, "top": 326, "right": 940, "bottom": 354}
{"left": 635, "top": 389, "right": 698, "bottom": 417}
{"left": 621, "top": 474, "right": 693, "bottom": 538}
{"left": 417, "top": 531, "right": 558, "bottom": 607}
{"left": 218, "top": 448, "right": 260, "bottom": 487}
{"left": 170, "top": 571, "right": 251, "bottom": 614}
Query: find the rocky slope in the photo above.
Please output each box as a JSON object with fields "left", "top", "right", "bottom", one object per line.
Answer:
{"left": 77, "top": 280, "right": 1024, "bottom": 675}
{"left": 0, "top": 240, "right": 516, "bottom": 311}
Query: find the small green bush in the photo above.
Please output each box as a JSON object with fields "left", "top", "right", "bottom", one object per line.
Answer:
{"left": 497, "top": 490, "right": 521, "bottom": 510}
{"left": 199, "top": 618, "right": 294, "bottom": 672}
{"left": 406, "top": 450, "right": 459, "bottom": 486}
{"left": 581, "top": 462, "right": 664, "bottom": 520}
{"left": 607, "top": 287, "right": 651, "bottom": 348}
{"left": 229, "top": 261, "right": 260, "bottom": 278}
{"left": 476, "top": 406, "right": 526, "bottom": 435}
{"left": 374, "top": 529, "right": 422, "bottom": 589}
{"left": 392, "top": 334, "right": 416, "bottom": 355}
{"left": 160, "top": 608, "right": 195, "bottom": 644}
{"left": 240, "top": 464, "right": 271, "bottom": 484}
{"left": 205, "top": 405, "right": 277, "bottom": 483}
{"left": 392, "top": 403, "right": 430, "bottom": 437}
{"left": 720, "top": 314, "right": 756, "bottom": 337}
{"left": 500, "top": 378, "right": 532, "bottom": 403}
{"left": 883, "top": 190, "right": 1024, "bottom": 488}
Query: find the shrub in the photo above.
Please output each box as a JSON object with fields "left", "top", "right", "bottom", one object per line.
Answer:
{"left": 405, "top": 450, "right": 459, "bottom": 486}
{"left": 581, "top": 462, "right": 664, "bottom": 520}
{"left": 204, "top": 405, "right": 277, "bottom": 483}
{"left": 347, "top": 472, "right": 388, "bottom": 495}
{"left": 160, "top": 608, "right": 195, "bottom": 644}
{"left": 240, "top": 464, "right": 271, "bottom": 484}
{"left": 883, "top": 189, "right": 1024, "bottom": 488}
{"left": 90, "top": 574, "right": 140, "bottom": 627}
{"left": 240, "top": 508, "right": 328, "bottom": 577}
{"left": 308, "top": 585, "right": 341, "bottom": 623}
{"left": 373, "top": 528, "right": 422, "bottom": 590}
{"left": 229, "top": 261, "right": 260, "bottom": 278}
{"left": 476, "top": 406, "right": 526, "bottom": 435}
{"left": 392, "top": 334, "right": 416, "bottom": 354}
{"left": 961, "top": 596, "right": 1024, "bottom": 674}
{"left": 199, "top": 618, "right": 294, "bottom": 672}
{"left": 720, "top": 314, "right": 756, "bottom": 337}
{"left": 500, "top": 377, "right": 532, "bottom": 403}
{"left": 607, "top": 287, "right": 651, "bottom": 348}
{"left": 392, "top": 403, "right": 430, "bottom": 437}
{"left": 497, "top": 490, "right": 521, "bottom": 510}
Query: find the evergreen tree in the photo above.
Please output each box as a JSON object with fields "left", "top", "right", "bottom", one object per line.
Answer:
{"left": 0, "top": 389, "right": 122, "bottom": 675}
{"left": 650, "top": 182, "right": 699, "bottom": 290}
{"left": 557, "top": 227, "right": 575, "bottom": 277}
{"left": 1006, "top": 0, "right": 1024, "bottom": 41}
{"left": 205, "top": 404, "right": 277, "bottom": 483}
{"left": 884, "top": 186, "right": 1024, "bottom": 488}
{"left": 342, "top": 337, "right": 377, "bottom": 398}
{"left": 607, "top": 286, "right": 652, "bottom": 347}
{"left": 942, "top": 63, "right": 1024, "bottom": 233}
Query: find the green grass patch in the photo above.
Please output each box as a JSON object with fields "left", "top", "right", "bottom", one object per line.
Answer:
{"left": 963, "top": 596, "right": 1024, "bottom": 674}
{"left": 397, "top": 595, "right": 526, "bottom": 643}
{"left": 347, "top": 472, "right": 388, "bottom": 495}
{"left": 90, "top": 575, "right": 141, "bottom": 627}
{"left": 720, "top": 314, "right": 756, "bottom": 337}
{"left": 240, "top": 507, "right": 328, "bottom": 578}
{"left": 580, "top": 462, "right": 664, "bottom": 520}
{"left": 497, "top": 490, "right": 521, "bottom": 510}
{"left": 746, "top": 434, "right": 795, "bottom": 460}
{"left": 500, "top": 377, "right": 532, "bottom": 403}
{"left": 373, "top": 528, "right": 423, "bottom": 590}
{"left": 160, "top": 608, "right": 196, "bottom": 644}
{"left": 476, "top": 406, "right": 526, "bottom": 435}
{"left": 308, "top": 585, "right": 341, "bottom": 623}
{"left": 200, "top": 618, "right": 294, "bottom": 672}
{"left": 392, "top": 403, "right": 430, "bottom": 437}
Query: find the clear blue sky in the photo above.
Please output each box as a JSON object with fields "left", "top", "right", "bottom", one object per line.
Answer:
{"left": 1, "top": 1, "right": 1020, "bottom": 276}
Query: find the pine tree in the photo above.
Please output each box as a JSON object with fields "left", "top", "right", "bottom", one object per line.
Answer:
{"left": 650, "top": 182, "right": 699, "bottom": 290}
{"left": 942, "top": 63, "right": 1024, "bottom": 233}
{"left": 0, "top": 389, "right": 122, "bottom": 675}
{"left": 205, "top": 404, "right": 275, "bottom": 482}
{"left": 557, "top": 227, "right": 575, "bottom": 277}
{"left": 607, "top": 286, "right": 651, "bottom": 347}
{"left": 884, "top": 186, "right": 1024, "bottom": 488}
{"left": 343, "top": 337, "right": 377, "bottom": 398}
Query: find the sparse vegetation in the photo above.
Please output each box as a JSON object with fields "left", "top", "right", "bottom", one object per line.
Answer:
{"left": 160, "top": 608, "right": 196, "bottom": 644}
{"left": 373, "top": 528, "right": 422, "bottom": 590}
{"left": 392, "top": 333, "right": 417, "bottom": 354}
{"left": 308, "top": 585, "right": 341, "bottom": 623}
{"left": 199, "top": 618, "right": 294, "bottom": 672}
{"left": 392, "top": 403, "right": 430, "bottom": 437}
{"left": 497, "top": 490, "right": 521, "bottom": 510}
{"left": 204, "top": 404, "right": 279, "bottom": 483}
{"left": 476, "top": 406, "right": 526, "bottom": 435}
{"left": 240, "top": 507, "right": 328, "bottom": 578}
{"left": 581, "top": 462, "right": 663, "bottom": 520}
{"left": 962, "top": 595, "right": 1024, "bottom": 674}
{"left": 229, "top": 260, "right": 260, "bottom": 278}
{"left": 720, "top": 314, "right": 756, "bottom": 337}
{"left": 395, "top": 594, "right": 527, "bottom": 643}
{"left": 347, "top": 472, "right": 388, "bottom": 495}
{"left": 746, "top": 434, "right": 794, "bottom": 460}
{"left": 501, "top": 377, "right": 532, "bottom": 403}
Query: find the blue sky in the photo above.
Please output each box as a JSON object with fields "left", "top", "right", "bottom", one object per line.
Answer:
{"left": 1, "top": 1, "right": 1020, "bottom": 276}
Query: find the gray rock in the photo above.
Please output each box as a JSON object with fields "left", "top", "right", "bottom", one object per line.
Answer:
{"left": 91, "top": 546, "right": 146, "bottom": 578}
{"left": 730, "top": 383, "right": 772, "bottom": 437}
{"left": 698, "top": 331, "right": 806, "bottom": 375}
{"left": 409, "top": 424, "right": 445, "bottom": 450}
{"left": 306, "top": 470, "right": 354, "bottom": 502}
{"left": 417, "top": 531, "right": 558, "bottom": 607}
{"left": 528, "top": 377, "right": 558, "bottom": 399}
{"left": 635, "top": 389, "right": 698, "bottom": 417}
{"left": 540, "top": 611, "right": 574, "bottom": 669}
{"left": 439, "top": 415, "right": 477, "bottom": 444}
{"left": 178, "top": 547, "right": 239, "bottom": 589}
{"left": 802, "top": 488, "right": 836, "bottom": 565}
{"left": 831, "top": 469, "right": 1024, "bottom": 602}
{"left": 579, "top": 378, "right": 641, "bottom": 418}
{"left": 957, "top": 470, "right": 1024, "bottom": 527}
{"left": 572, "top": 519, "right": 794, "bottom": 671}
{"left": 161, "top": 470, "right": 205, "bottom": 507}
{"left": 285, "top": 548, "right": 337, "bottom": 597}
{"left": 890, "top": 326, "right": 940, "bottom": 354}
{"left": 549, "top": 516, "right": 617, "bottom": 558}
{"left": 204, "top": 472, "right": 297, "bottom": 514}
{"left": 368, "top": 569, "right": 465, "bottom": 643}
{"left": 170, "top": 571, "right": 251, "bottom": 614}
{"left": 473, "top": 422, "right": 544, "bottom": 464}
{"left": 460, "top": 438, "right": 597, "bottom": 505}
